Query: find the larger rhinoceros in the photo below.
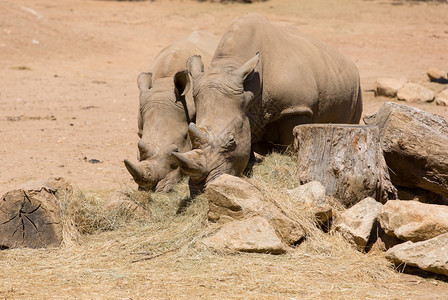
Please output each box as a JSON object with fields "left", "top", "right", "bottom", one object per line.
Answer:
{"left": 171, "top": 14, "right": 363, "bottom": 196}
{"left": 124, "top": 31, "right": 219, "bottom": 192}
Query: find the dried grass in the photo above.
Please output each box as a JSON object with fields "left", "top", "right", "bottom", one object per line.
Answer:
{"left": 1, "top": 154, "right": 447, "bottom": 298}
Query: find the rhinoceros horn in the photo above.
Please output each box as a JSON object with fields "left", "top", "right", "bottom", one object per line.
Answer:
{"left": 188, "top": 123, "right": 210, "bottom": 149}
{"left": 124, "top": 159, "right": 145, "bottom": 181}
{"left": 138, "top": 140, "right": 155, "bottom": 161}
{"left": 171, "top": 150, "right": 206, "bottom": 176}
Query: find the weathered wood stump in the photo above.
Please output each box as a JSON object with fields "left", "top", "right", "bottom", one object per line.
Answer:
{"left": 363, "top": 102, "right": 448, "bottom": 198}
{"left": 0, "top": 184, "right": 63, "bottom": 249}
{"left": 293, "top": 124, "right": 397, "bottom": 207}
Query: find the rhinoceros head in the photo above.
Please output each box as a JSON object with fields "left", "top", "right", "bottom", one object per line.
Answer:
{"left": 171, "top": 54, "right": 260, "bottom": 192}
{"left": 124, "top": 70, "right": 192, "bottom": 192}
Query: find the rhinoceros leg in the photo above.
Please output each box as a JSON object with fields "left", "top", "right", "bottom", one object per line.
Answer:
{"left": 263, "top": 115, "right": 311, "bottom": 151}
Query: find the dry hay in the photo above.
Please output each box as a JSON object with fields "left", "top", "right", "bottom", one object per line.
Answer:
{"left": 1, "top": 153, "right": 446, "bottom": 298}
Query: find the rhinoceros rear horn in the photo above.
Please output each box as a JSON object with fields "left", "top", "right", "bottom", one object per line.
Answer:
{"left": 186, "top": 55, "right": 204, "bottom": 79}
{"left": 138, "top": 140, "right": 155, "bottom": 161}
{"left": 124, "top": 159, "right": 144, "bottom": 181}
{"left": 171, "top": 150, "right": 206, "bottom": 176}
{"left": 188, "top": 123, "right": 210, "bottom": 149}
{"left": 137, "top": 72, "right": 153, "bottom": 91}
{"left": 235, "top": 52, "right": 260, "bottom": 82}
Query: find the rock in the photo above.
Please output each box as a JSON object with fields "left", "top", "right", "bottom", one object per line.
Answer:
{"left": 334, "top": 197, "right": 383, "bottom": 251}
{"left": 104, "top": 191, "right": 151, "bottom": 220}
{"left": 46, "top": 177, "right": 73, "bottom": 198}
{"left": 435, "top": 88, "right": 448, "bottom": 106}
{"left": 426, "top": 68, "right": 448, "bottom": 84}
{"left": 397, "top": 82, "right": 434, "bottom": 102}
{"left": 287, "top": 181, "right": 332, "bottom": 223}
{"left": 0, "top": 185, "right": 63, "bottom": 249}
{"left": 378, "top": 200, "right": 448, "bottom": 242}
{"left": 363, "top": 102, "right": 448, "bottom": 198}
{"left": 386, "top": 233, "right": 448, "bottom": 277}
{"left": 374, "top": 78, "right": 405, "bottom": 97}
{"left": 205, "top": 174, "right": 305, "bottom": 245}
{"left": 199, "top": 216, "right": 287, "bottom": 254}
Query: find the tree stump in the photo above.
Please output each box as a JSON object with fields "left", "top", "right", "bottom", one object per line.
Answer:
{"left": 363, "top": 102, "right": 448, "bottom": 198}
{"left": 293, "top": 124, "right": 397, "bottom": 207}
{"left": 0, "top": 184, "right": 63, "bottom": 249}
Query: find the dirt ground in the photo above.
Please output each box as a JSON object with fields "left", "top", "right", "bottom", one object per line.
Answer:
{"left": 1, "top": 0, "right": 448, "bottom": 298}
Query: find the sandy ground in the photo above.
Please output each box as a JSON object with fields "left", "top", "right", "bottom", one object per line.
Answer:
{"left": 1, "top": 0, "right": 448, "bottom": 195}
{"left": 1, "top": 0, "right": 448, "bottom": 297}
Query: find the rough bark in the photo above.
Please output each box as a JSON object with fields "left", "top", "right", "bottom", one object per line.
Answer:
{"left": 293, "top": 124, "right": 397, "bottom": 207}
{"left": 0, "top": 186, "right": 63, "bottom": 249}
{"left": 363, "top": 102, "right": 448, "bottom": 198}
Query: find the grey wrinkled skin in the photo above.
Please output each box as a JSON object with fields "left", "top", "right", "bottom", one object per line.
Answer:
{"left": 124, "top": 31, "right": 219, "bottom": 192}
{"left": 171, "top": 14, "right": 363, "bottom": 196}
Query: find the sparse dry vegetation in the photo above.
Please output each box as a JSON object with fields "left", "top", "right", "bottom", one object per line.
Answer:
{"left": 3, "top": 153, "right": 446, "bottom": 299}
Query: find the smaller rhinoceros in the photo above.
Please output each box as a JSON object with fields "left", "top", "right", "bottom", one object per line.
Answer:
{"left": 124, "top": 31, "right": 219, "bottom": 192}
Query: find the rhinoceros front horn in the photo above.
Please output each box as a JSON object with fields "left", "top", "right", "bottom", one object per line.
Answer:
{"left": 188, "top": 123, "right": 210, "bottom": 149}
{"left": 124, "top": 159, "right": 144, "bottom": 181}
{"left": 171, "top": 150, "right": 206, "bottom": 176}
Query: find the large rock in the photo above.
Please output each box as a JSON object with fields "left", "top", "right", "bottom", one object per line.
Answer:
{"left": 363, "top": 102, "right": 448, "bottom": 198}
{"left": 386, "top": 233, "right": 448, "bottom": 276}
{"left": 378, "top": 200, "right": 448, "bottom": 242}
{"left": 0, "top": 185, "right": 63, "bottom": 249}
{"left": 334, "top": 197, "right": 383, "bottom": 251}
{"left": 206, "top": 174, "right": 305, "bottom": 245}
{"left": 104, "top": 191, "right": 151, "bottom": 220}
{"left": 287, "top": 181, "right": 332, "bottom": 223}
{"left": 435, "top": 88, "right": 448, "bottom": 106}
{"left": 397, "top": 82, "right": 434, "bottom": 103}
{"left": 199, "top": 216, "right": 287, "bottom": 254}
{"left": 426, "top": 68, "right": 448, "bottom": 84}
{"left": 374, "top": 78, "right": 405, "bottom": 97}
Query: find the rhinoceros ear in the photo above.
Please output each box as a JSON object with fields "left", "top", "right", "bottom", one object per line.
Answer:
{"left": 235, "top": 52, "right": 260, "bottom": 82}
{"left": 174, "top": 70, "right": 191, "bottom": 97}
{"left": 171, "top": 150, "right": 206, "bottom": 176}
{"left": 137, "top": 72, "right": 153, "bottom": 91}
{"left": 187, "top": 55, "right": 204, "bottom": 79}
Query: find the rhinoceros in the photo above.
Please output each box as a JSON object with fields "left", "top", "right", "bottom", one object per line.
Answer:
{"left": 171, "top": 14, "right": 363, "bottom": 196}
{"left": 124, "top": 31, "right": 219, "bottom": 192}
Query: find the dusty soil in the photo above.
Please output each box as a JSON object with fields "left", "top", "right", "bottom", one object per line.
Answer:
{"left": 1, "top": 0, "right": 448, "bottom": 195}
{"left": 1, "top": 0, "right": 448, "bottom": 297}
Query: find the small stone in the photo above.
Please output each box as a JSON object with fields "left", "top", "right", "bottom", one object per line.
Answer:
{"left": 375, "top": 78, "right": 405, "bottom": 97}
{"left": 397, "top": 82, "right": 435, "bottom": 102}
{"left": 386, "top": 232, "right": 448, "bottom": 277}
{"left": 334, "top": 197, "right": 383, "bottom": 251}
{"left": 104, "top": 191, "right": 151, "bottom": 220}
{"left": 287, "top": 181, "right": 332, "bottom": 223}
{"left": 199, "top": 216, "right": 287, "bottom": 254}
{"left": 435, "top": 88, "right": 448, "bottom": 106}
{"left": 426, "top": 68, "right": 448, "bottom": 84}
